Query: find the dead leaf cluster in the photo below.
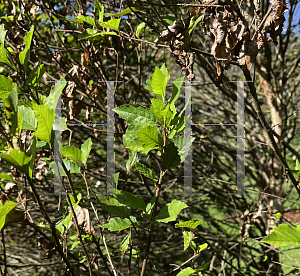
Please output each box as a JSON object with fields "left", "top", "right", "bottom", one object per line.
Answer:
{"left": 154, "top": 0, "right": 287, "bottom": 84}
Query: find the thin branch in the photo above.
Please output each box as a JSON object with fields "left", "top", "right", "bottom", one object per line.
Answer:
{"left": 90, "top": 202, "right": 114, "bottom": 276}
{"left": 1, "top": 230, "right": 6, "bottom": 276}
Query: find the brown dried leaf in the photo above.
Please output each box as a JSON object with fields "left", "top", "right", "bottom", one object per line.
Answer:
{"left": 65, "top": 81, "right": 77, "bottom": 120}
{"left": 189, "top": 6, "right": 200, "bottom": 17}
{"left": 253, "top": 0, "right": 287, "bottom": 49}
{"left": 30, "top": 4, "right": 39, "bottom": 20}
{"left": 45, "top": 248, "right": 56, "bottom": 260}
{"left": 69, "top": 65, "right": 80, "bottom": 85}
{"left": 154, "top": 20, "right": 184, "bottom": 44}
{"left": 81, "top": 51, "right": 89, "bottom": 68}
{"left": 210, "top": 15, "right": 226, "bottom": 45}
{"left": 170, "top": 32, "right": 194, "bottom": 81}
{"left": 237, "top": 40, "right": 258, "bottom": 71}
{"left": 215, "top": 60, "right": 223, "bottom": 87}
{"left": 69, "top": 205, "right": 95, "bottom": 235}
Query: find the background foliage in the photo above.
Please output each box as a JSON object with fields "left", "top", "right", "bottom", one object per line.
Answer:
{"left": 0, "top": 0, "right": 300, "bottom": 275}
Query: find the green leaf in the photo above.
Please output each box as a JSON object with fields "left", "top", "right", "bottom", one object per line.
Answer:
{"left": 163, "top": 14, "right": 176, "bottom": 26}
{"left": 183, "top": 231, "right": 193, "bottom": 250}
{"left": 156, "top": 200, "right": 188, "bottom": 223}
{"left": 120, "top": 191, "right": 146, "bottom": 211}
{"left": 95, "top": 0, "right": 104, "bottom": 22}
{"left": 32, "top": 104, "right": 55, "bottom": 142}
{"left": 173, "top": 135, "right": 195, "bottom": 163}
{"left": 169, "top": 77, "right": 184, "bottom": 106}
{"left": 63, "top": 159, "right": 81, "bottom": 174}
{"left": 188, "top": 15, "right": 202, "bottom": 35}
{"left": 137, "top": 126, "right": 161, "bottom": 150}
{"left": 0, "top": 44, "right": 15, "bottom": 70}
{"left": 0, "top": 148, "right": 32, "bottom": 177}
{"left": 176, "top": 267, "right": 196, "bottom": 276}
{"left": 76, "top": 15, "right": 95, "bottom": 27}
{"left": 162, "top": 141, "right": 181, "bottom": 169}
{"left": 273, "top": 212, "right": 282, "bottom": 219}
{"left": 78, "top": 28, "right": 118, "bottom": 40}
{"left": 142, "top": 197, "right": 156, "bottom": 218}
{"left": 62, "top": 146, "right": 83, "bottom": 167}
{"left": 26, "top": 64, "right": 46, "bottom": 87}
{"left": 146, "top": 64, "right": 170, "bottom": 100}
{"left": 151, "top": 98, "right": 165, "bottom": 123}
{"left": 0, "top": 24, "right": 7, "bottom": 45}
{"left": 295, "top": 159, "right": 300, "bottom": 171}
{"left": 80, "top": 138, "right": 92, "bottom": 165}
{"left": 100, "top": 216, "right": 139, "bottom": 231}
{"left": 96, "top": 194, "right": 131, "bottom": 218}
{"left": 190, "top": 240, "right": 197, "bottom": 252}
{"left": 120, "top": 233, "right": 130, "bottom": 252}
{"left": 4, "top": 84, "right": 18, "bottom": 135}
{"left": 19, "top": 106, "right": 37, "bottom": 131}
{"left": 261, "top": 224, "right": 300, "bottom": 246}
{"left": 64, "top": 17, "right": 83, "bottom": 24}
{"left": 135, "top": 162, "right": 157, "bottom": 182}
{"left": 114, "top": 172, "right": 120, "bottom": 191}
{"left": 17, "top": 109, "right": 23, "bottom": 135}
{"left": 114, "top": 104, "right": 159, "bottom": 127}
{"left": 6, "top": 84, "right": 18, "bottom": 113}
{"left": 123, "top": 125, "right": 153, "bottom": 154}
{"left": 175, "top": 220, "right": 202, "bottom": 229}
{"left": 0, "top": 75, "right": 14, "bottom": 100}
{"left": 19, "top": 26, "right": 34, "bottom": 71}
{"left": 168, "top": 113, "right": 185, "bottom": 139}
{"left": 0, "top": 174, "right": 19, "bottom": 184}
{"left": 26, "top": 137, "right": 36, "bottom": 179}
{"left": 99, "top": 18, "right": 121, "bottom": 30}
{"left": 45, "top": 77, "right": 67, "bottom": 110}
{"left": 165, "top": 105, "right": 176, "bottom": 126}
{"left": 70, "top": 241, "right": 80, "bottom": 250}
{"left": 50, "top": 159, "right": 81, "bottom": 176}
{"left": 136, "top": 22, "right": 146, "bottom": 38}
{"left": 197, "top": 243, "right": 208, "bottom": 253}
{"left": 0, "top": 201, "right": 24, "bottom": 231}
{"left": 105, "top": 7, "right": 139, "bottom": 17}
{"left": 126, "top": 151, "right": 139, "bottom": 172}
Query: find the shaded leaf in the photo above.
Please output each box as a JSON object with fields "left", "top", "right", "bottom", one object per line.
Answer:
{"left": 120, "top": 191, "right": 146, "bottom": 211}
{"left": 135, "top": 162, "right": 157, "bottom": 183}
{"left": 0, "top": 44, "right": 15, "bottom": 70}
{"left": 162, "top": 141, "right": 181, "bottom": 169}
{"left": 0, "top": 75, "right": 14, "bottom": 100}
{"left": 96, "top": 194, "right": 131, "bottom": 218}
